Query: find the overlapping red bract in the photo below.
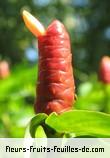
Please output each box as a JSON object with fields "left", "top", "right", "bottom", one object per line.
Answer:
{"left": 34, "top": 20, "right": 75, "bottom": 114}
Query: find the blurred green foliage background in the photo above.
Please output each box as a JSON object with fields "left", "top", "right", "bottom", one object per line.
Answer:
{"left": 0, "top": 0, "right": 110, "bottom": 137}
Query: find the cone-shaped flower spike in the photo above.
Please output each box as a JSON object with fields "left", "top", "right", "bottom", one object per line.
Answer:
{"left": 22, "top": 10, "right": 75, "bottom": 114}
{"left": 99, "top": 56, "right": 110, "bottom": 84}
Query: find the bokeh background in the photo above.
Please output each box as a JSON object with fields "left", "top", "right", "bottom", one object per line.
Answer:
{"left": 0, "top": 0, "right": 110, "bottom": 137}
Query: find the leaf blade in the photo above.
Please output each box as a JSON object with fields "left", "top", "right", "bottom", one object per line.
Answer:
{"left": 46, "top": 110, "right": 110, "bottom": 137}
{"left": 30, "top": 113, "right": 48, "bottom": 137}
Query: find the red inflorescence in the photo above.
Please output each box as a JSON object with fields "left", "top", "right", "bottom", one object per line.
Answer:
{"left": 0, "top": 61, "right": 10, "bottom": 79}
{"left": 99, "top": 56, "right": 110, "bottom": 84}
{"left": 34, "top": 20, "right": 75, "bottom": 114}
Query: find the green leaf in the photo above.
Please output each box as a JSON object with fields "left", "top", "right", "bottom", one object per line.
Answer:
{"left": 30, "top": 113, "right": 48, "bottom": 138}
{"left": 35, "top": 125, "right": 47, "bottom": 138}
{"left": 46, "top": 110, "right": 110, "bottom": 137}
